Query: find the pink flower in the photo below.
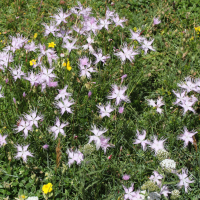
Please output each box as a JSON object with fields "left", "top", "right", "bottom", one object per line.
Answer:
{"left": 160, "top": 185, "right": 171, "bottom": 197}
{"left": 14, "top": 144, "right": 34, "bottom": 163}
{"left": 122, "top": 183, "right": 135, "bottom": 200}
{"left": 15, "top": 119, "right": 33, "bottom": 138}
{"left": 107, "top": 84, "right": 130, "bottom": 105}
{"left": 66, "top": 148, "right": 84, "bottom": 167}
{"left": 176, "top": 168, "right": 194, "bottom": 193}
{"left": 147, "top": 97, "right": 164, "bottom": 114}
{"left": 23, "top": 92, "right": 26, "bottom": 97}
{"left": 149, "top": 171, "right": 163, "bottom": 187}
{"left": 0, "top": 135, "right": 7, "bottom": 147}
{"left": 140, "top": 38, "right": 155, "bottom": 55}
{"left": 97, "top": 102, "right": 114, "bottom": 118}
{"left": 178, "top": 127, "right": 197, "bottom": 148}
{"left": 43, "top": 144, "right": 49, "bottom": 150}
{"left": 108, "top": 154, "right": 112, "bottom": 160}
{"left": 121, "top": 74, "right": 127, "bottom": 83}
{"left": 149, "top": 135, "right": 166, "bottom": 154}
{"left": 118, "top": 106, "right": 124, "bottom": 114}
{"left": 49, "top": 117, "right": 69, "bottom": 139}
{"left": 88, "top": 91, "right": 92, "bottom": 98}
{"left": 133, "top": 130, "right": 149, "bottom": 151}
{"left": 55, "top": 85, "right": 72, "bottom": 101}
{"left": 13, "top": 98, "right": 16, "bottom": 104}
{"left": 88, "top": 125, "right": 108, "bottom": 150}
{"left": 153, "top": 17, "right": 161, "bottom": 25}
{"left": 123, "top": 174, "right": 130, "bottom": 180}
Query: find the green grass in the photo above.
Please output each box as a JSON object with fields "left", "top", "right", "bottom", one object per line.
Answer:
{"left": 0, "top": 0, "right": 200, "bottom": 199}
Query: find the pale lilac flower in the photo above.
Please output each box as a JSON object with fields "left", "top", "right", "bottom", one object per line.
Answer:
{"left": 49, "top": 117, "right": 69, "bottom": 139}
{"left": 112, "top": 13, "right": 127, "bottom": 28}
{"left": 99, "top": 136, "right": 112, "bottom": 154}
{"left": 88, "top": 125, "right": 108, "bottom": 150}
{"left": 114, "top": 43, "right": 139, "bottom": 63}
{"left": 177, "top": 77, "right": 197, "bottom": 93}
{"left": 13, "top": 98, "right": 16, "bottom": 104}
{"left": 149, "top": 135, "right": 166, "bottom": 154}
{"left": 5, "top": 78, "right": 8, "bottom": 84}
{"left": 99, "top": 18, "right": 111, "bottom": 30}
{"left": 62, "top": 39, "right": 78, "bottom": 53}
{"left": 123, "top": 183, "right": 135, "bottom": 200}
{"left": 24, "top": 109, "right": 43, "bottom": 128}
{"left": 121, "top": 74, "right": 127, "bottom": 83}
{"left": 51, "top": 8, "right": 71, "bottom": 25}
{"left": 55, "top": 98, "right": 74, "bottom": 115}
{"left": 153, "top": 17, "right": 161, "bottom": 25}
{"left": 107, "top": 84, "right": 130, "bottom": 105}
{"left": 67, "top": 148, "right": 84, "bottom": 167}
{"left": 105, "top": 7, "right": 115, "bottom": 19}
{"left": 133, "top": 130, "right": 149, "bottom": 151}
{"left": 82, "top": 34, "right": 95, "bottom": 53}
{"left": 149, "top": 171, "right": 163, "bottom": 187}
{"left": 123, "top": 174, "right": 130, "bottom": 180}
{"left": 140, "top": 38, "right": 155, "bottom": 55}
{"left": 147, "top": 97, "right": 164, "bottom": 114}
{"left": 130, "top": 29, "right": 144, "bottom": 43}
{"left": 10, "top": 65, "right": 25, "bottom": 81}
{"left": 85, "top": 17, "right": 100, "bottom": 35}
{"left": 24, "top": 41, "right": 38, "bottom": 52}
{"left": 178, "top": 99, "right": 196, "bottom": 115}
{"left": 42, "top": 21, "right": 59, "bottom": 36}
{"left": 55, "top": 85, "right": 72, "bottom": 100}
{"left": 15, "top": 119, "right": 33, "bottom": 138}
{"left": 0, "top": 52, "right": 14, "bottom": 68}
{"left": 178, "top": 127, "right": 197, "bottom": 147}
{"left": 92, "top": 49, "right": 110, "bottom": 65}
{"left": 24, "top": 71, "right": 39, "bottom": 86}
{"left": 23, "top": 92, "right": 26, "bottom": 97}
{"left": 176, "top": 168, "right": 194, "bottom": 193}
{"left": 60, "top": 53, "right": 64, "bottom": 57}
{"left": 15, "top": 144, "right": 34, "bottom": 163}
{"left": 40, "top": 66, "right": 56, "bottom": 84}
{"left": 43, "top": 144, "right": 49, "bottom": 150}
{"left": 160, "top": 185, "right": 171, "bottom": 197}
{"left": 79, "top": 65, "right": 96, "bottom": 79}
{"left": 88, "top": 91, "right": 92, "bottom": 98}
{"left": 172, "top": 90, "right": 187, "bottom": 105}
{"left": 97, "top": 102, "right": 114, "bottom": 118}
{"left": 0, "top": 135, "right": 7, "bottom": 147}
{"left": 46, "top": 49, "right": 59, "bottom": 67}
{"left": 118, "top": 106, "right": 124, "bottom": 114}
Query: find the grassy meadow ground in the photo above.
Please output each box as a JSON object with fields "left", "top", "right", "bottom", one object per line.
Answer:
{"left": 0, "top": 0, "right": 200, "bottom": 199}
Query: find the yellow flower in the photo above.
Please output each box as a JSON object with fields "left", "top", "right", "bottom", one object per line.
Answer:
{"left": 133, "top": 27, "right": 137, "bottom": 32}
{"left": 34, "top": 33, "right": 38, "bottom": 39}
{"left": 66, "top": 60, "right": 72, "bottom": 71}
{"left": 21, "top": 195, "right": 25, "bottom": 199}
{"left": 63, "top": 62, "right": 66, "bottom": 67}
{"left": 48, "top": 42, "right": 56, "bottom": 48}
{"left": 30, "top": 59, "right": 36, "bottom": 66}
{"left": 42, "top": 183, "right": 53, "bottom": 194}
{"left": 189, "top": 36, "right": 194, "bottom": 41}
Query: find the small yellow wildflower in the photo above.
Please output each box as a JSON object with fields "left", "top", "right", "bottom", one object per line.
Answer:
{"left": 190, "top": 36, "right": 194, "bottom": 41}
{"left": 66, "top": 60, "right": 72, "bottom": 71}
{"left": 42, "top": 183, "right": 53, "bottom": 194}
{"left": 133, "top": 27, "right": 137, "bottom": 32}
{"left": 0, "top": 32, "right": 1, "bottom": 35}
{"left": 48, "top": 42, "right": 56, "bottom": 48}
{"left": 34, "top": 33, "right": 38, "bottom": 39}
{"left": 63, "top": 62, "right": 66, "bottom": 67}
{"left": 30, "top": 59, "right": 36, "bottom": 66}
{"left": 3, "top": 126, "right": 6, "bottom": 129}
{"left": 21, "top": 195, "right": 25, "bottom": 199}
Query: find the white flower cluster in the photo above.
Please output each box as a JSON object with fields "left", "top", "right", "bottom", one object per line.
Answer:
{"left": 26, "top": 197, "right": 38, "bottom": 200}
{"left": 160, "top": 159, "right": 176, "bottom": 172}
